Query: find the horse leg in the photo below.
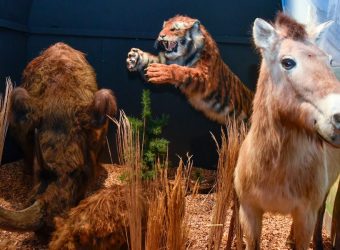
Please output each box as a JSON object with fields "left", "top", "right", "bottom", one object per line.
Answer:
{"left": 332, "top": 183, "right": 340, "bottom": 249}
{"left": 313, "top": 194, "right": 328, "bottom": 250}
{"left": 226, "top": 201, "right": 236, "bottom": 249}
{"left": 292, "top": 208, "right": 317, "bottom": 250}
{"left": 239, "top": 202, "right": 262, "bottom": 250}
{"left": 286, "top": 221, "right": 295, "bottom": 248}
{"left": 288, "top": 195, "right": 327, "bottom": 250}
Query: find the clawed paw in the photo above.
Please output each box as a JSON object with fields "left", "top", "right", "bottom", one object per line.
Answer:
{"left": 146, "top": 63, "right": 173, "bottom": 84}
{"left": 126, "top": 48, "right": 144, "bottom": 72}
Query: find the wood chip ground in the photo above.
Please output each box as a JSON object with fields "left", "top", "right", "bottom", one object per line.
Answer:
{"left": 0, "top": 161, "right": 333, "bottom": 249}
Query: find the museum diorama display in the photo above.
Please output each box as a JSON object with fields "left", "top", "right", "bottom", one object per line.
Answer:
{"left": 0, "top": 0, "right": 338, "bottom": 249}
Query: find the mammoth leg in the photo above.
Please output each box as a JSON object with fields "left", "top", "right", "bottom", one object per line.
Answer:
{"left": 10, "top": 87, "right": 35, "bottom": 174}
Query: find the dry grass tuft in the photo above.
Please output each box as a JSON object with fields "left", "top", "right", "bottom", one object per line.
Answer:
{"left": 208, "top": 119, "right": 247, "bottom": 250}
{"left": 112, "top": 111, "right": 143, "bottom": 250}
{"left": 0, "top": 78, "right": 13, "bottom": 164}
{"left": 145, "top": 187, "right": 166, "bottom": 250}
{"left": 145, "top": 159, "right": 191, "bottom": 250}
{"left": 166, "top": 160, "right": 188, "bottom": 250}
{"left": 114, "top": 111, "right": 190, "bottom": 250}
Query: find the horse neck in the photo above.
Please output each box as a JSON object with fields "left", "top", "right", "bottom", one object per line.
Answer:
{"left": 250, "top": 61, "right": 321, "bottom": 166}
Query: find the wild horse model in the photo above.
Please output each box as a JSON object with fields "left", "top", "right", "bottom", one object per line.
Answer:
{"left": 235, "top": 13, "right": 340, "bottom": 250}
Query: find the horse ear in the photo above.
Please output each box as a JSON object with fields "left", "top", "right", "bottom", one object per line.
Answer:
{"left": 253, "top": 18, "right": 278, "bottom": 50}
{"left": 309, "top": 20, "right": 333, "bottom": 43}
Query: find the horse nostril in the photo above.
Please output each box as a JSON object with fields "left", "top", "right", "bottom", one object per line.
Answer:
{"left": 332, "top": 113, "right": 340, "bottom": 129}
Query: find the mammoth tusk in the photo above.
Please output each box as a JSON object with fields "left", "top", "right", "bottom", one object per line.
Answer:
{"left": 0, "top": 200, "right": 44, "bottom": 231}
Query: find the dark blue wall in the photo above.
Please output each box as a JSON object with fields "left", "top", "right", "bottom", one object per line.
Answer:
{"left": 0, "top": 0, "right": 33, "bottom": 163}
{"left": 1, "top": 0, "right": 282, "bottom": 168}
{"left": 0, "top": 0, "right": 32, "bottom": 85}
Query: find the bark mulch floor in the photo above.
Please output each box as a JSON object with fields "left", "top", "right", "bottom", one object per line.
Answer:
{"left": 0, "top": 161, "right": 334, "bottom": 249}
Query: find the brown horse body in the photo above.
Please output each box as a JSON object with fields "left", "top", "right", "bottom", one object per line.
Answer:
{"left": 235, "top": 14, "right": 340, "bottom": 249}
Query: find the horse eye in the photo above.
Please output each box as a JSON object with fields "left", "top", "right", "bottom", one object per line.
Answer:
{"left": 281, "top": 58, "right": 296, "bottom": 70}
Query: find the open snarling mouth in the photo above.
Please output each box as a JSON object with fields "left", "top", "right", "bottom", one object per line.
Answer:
{"left": 160, "top": 40, "right": 178, "bottom": 53}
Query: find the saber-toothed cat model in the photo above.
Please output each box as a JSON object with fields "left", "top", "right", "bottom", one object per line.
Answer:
{"left": 126, "top": 15, "right": 253, "bottom": 124}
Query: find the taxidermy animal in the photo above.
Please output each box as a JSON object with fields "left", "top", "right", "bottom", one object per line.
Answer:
{"left": 0, "top": 42, "right": 117, "bottom": 233}
{"left": 49, "top": 185, "right": 128, "bottom": 250}
{"left": 127, "top": 14, "right": 336, "bottom": 248}
{"left": 126, "top": 15, "right": 253, "bottom": 124}
{"left": 234, "top": 13, "right": 340, "bottom": 250}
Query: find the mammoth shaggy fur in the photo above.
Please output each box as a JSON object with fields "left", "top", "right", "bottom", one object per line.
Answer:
{"left": 49, "top": 185, "right": 129, "bottom": 250}
{"left": 2, "top": 42, "right": 117, "bottom": 233}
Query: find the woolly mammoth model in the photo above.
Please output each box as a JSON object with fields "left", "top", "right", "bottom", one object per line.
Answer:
{"left": 0, "top": 42, "right": 117, "bottom": 233}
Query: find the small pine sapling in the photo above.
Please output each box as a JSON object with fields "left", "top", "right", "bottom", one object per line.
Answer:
{"left": 128, "top": 89, "right": 169, "bottom": 178}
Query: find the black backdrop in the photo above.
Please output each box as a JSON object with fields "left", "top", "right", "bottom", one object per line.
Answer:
{"left": 0, "top": 0, "right": 281, "bottom": 168}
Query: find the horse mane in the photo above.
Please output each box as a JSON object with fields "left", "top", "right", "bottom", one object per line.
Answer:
{"left": 274, "top": 12, "right": 307, "bottom": 41}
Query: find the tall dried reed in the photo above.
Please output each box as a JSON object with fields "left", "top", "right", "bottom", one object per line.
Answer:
{"left": 208, "top": 119, "right": 247, "bottom": 250}
{"left": 0, "top": 78, "right": 13, "bottom": 164}
{"left": 112, "top": 111, "right": 143, "bottom": 250}
{"left": 145, "top": 159, "right": 190, "bottom": 250}
{"left": 145, "top": 187, "right": 166, "bottom": 249}
{"left": 112, "top": 111, "right": 189, "bottom": 250}
{"left": 166, "top": 159, "right": 189, "bottom": 250}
